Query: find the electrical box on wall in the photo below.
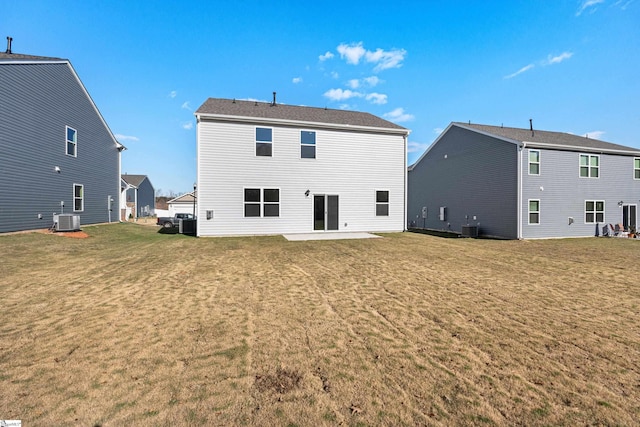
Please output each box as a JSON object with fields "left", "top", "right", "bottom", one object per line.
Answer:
{"left": 439, "top": 206, "right": 446, "bottom": 221}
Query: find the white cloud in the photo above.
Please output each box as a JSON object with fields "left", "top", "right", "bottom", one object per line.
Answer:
{"left": 576, "top": 0, "right": 605, "bottom": 15}
{"left": 347, "top": 79, "right": 360, "bottom": 89}
{"left": 434, "top": 127, "right": 444, "bottom": 135}
{"left": 582, "top": 130, "right": 606, "bottom": 139}
{"left": 384, "top": 107, "right": 414, "bottom": 122}
{"left": 366, "top": 48, "right": 407, "bottom": 72}
{"left": 181, "top": 101, "right": 191, "bottom": 110}
{"left": 292, "top": 77, "right": 303, "bottom": 84}
{"left": 115, "top": 134, "right": 140, "bottom": 142}
{"left": 363, "top": 76, "right": 382, "bottom": 87}
{"left": 337, "top": 42, "right": 367, "bottom": 65}
{"left": 330, "top": 71, "right": 339, "bottom": 79}
{"left": 546, "top": 52, "right": 573, "bottom": 65}
{"left": 323, "top": 88, "right": 362, "bottom": 101}
{"left": 319, "top": 51, "right": 335, "bottom": 61}
{"left": 182, "top": 121, "right": 193, "bottom": 130}
{"left": 169, "top": 91, "right": 177, "bottom": 98}
{"left": 365, "top": 92, "right": 388, "bottom": 105}
{"left": 407, "top": 140, "right": 429, "bottom": 154}
{"left": 504, "top": 63, "right": 535, "bottom": 79}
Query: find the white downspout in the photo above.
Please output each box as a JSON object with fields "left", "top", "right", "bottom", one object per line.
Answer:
{"left": 517, "top": 142, "right": 525, "bottom": 239}
{"left": 404, "top": 133, "right": 408, "bottom": 231}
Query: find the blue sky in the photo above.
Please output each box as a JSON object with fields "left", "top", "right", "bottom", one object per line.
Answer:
{"left": 3, "top": 0, "right": 639, "bottom": 195}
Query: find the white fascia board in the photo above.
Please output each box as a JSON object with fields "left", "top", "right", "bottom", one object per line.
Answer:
{"left": 195, "top": 112, "right": 411, "bottom": 136}
{"left": 522, "top": 141, "right": 640, "bottom": 156}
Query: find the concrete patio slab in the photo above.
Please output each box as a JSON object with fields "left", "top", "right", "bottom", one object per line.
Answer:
{"left": 283, "top": 232, "right": 382, "bottom": 241}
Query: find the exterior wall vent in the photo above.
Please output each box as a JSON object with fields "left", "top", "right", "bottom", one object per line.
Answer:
{"left": 55, "top": 214, "right": 81, "bottom": 231}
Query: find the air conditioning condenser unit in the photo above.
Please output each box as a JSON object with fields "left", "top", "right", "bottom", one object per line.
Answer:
{"left": 55, "top": 214, "right": 81, "bottom": 231}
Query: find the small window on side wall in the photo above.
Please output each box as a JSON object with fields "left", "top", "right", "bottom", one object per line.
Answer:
{"left": 634, "top": 158, "right": 640, "bottom": 180}
{"left": 256, "top": 127, "right": 272, "bottom": 157}
{"left": 73, "top": 184, "right": 84, "bottom": 211}
{"left": 528, "top": 150, "right": 540, "bottom": 175}
{"left": 528, "top": 200, "right": 540, "bottom": 224}
{"left": 376, "top": 191, "right": 389, "bottom": 216}
{"left": 66, "top": 126, "right": 77, "bottom": 157}
{"left": 301, "top": 131, "right": 316, "bottom": 159}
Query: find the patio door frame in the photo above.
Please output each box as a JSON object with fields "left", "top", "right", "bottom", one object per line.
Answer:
{"left": 313, "top": 194, "right": 339, "bottom": 231}
{"left": 622, "top": 204, "right": 637, "bottom": 231}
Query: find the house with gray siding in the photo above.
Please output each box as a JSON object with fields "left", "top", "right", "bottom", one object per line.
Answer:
{"left": 195, "top": 96, "right": 409, "bottom": 237}
{"left": 408, "top": 122, "right": 640, "bottom": 239}
{"left": 0, "top": 42, "right": 123, "bottom": 233}
{"left": 121, "top": 174, "right": 156, "bottom": 218}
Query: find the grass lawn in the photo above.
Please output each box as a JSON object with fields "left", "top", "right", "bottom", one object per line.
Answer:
{"left": 1, "top": 223, "right": 639, "bottom": 426}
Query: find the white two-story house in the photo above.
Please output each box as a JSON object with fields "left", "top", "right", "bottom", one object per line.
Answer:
{"left": 194, "top": 96, "right": 410, "bottom": 237}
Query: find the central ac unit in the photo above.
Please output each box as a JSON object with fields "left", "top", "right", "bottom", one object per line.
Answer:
{"left": 56, "top": 214, "right": 81, "bottom": 231}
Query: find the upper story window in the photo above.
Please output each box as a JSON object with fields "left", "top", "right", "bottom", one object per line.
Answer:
{"left": 301, "top": 131, "right": 316, "bottom": 159}
{"left": 256, "top": 127, "right": 272, "bottom": 157}
{"left": 585, "top": 200, "right": 604, "bottom": 224}
{"left": 528, "top": 200, "right": 540, "bottom": 224}
{"left": 579, "top": 154, "right": 599, "bottom": 178}
{"left": 66, "top": 126, "right": 77, "bottom": 157}
{"left": 528, "top": 150, "right": 540, "bottom": 175}
{"left": 634, "top": 158, "right": 640, "bottom": 179}
{"left": 376, "top": 190, "right": 389, "bottom": 216}
{"left": 244, "top": 188, "right": 280, "bottom": 217}
{"left": 73, "top": 184, "right": 84, "bottom": 212}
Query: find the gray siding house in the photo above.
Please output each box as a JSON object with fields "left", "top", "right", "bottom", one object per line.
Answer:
{"left": 0, "top": 45, "right": 123, "bottom": 233}
{"left": 408, "top": 122, "right": 640, "bottom": 239}
{"left": 121, "top": 174, "right": 156, "bottom": 218}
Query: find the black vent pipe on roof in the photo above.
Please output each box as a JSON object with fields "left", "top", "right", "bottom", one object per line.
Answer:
{"left": 529, "top": 118, "right": 534, "bottom": 137}
{"left": 6, "top": 36, "right": 12, "bottom": 54}
{"left": 271, "top": 91, "right": 276, "bottom": 106}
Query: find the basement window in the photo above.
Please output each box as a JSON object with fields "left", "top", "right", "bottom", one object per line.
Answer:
{"left": 256, "top": 127, "right": 272, "bottom": 157}
{"left": 376, "top": 190, "right": 389, "bottom": 216}
{"left": 585, "top": 200, "right": 604, "bottom": 224}
{"left": 301, "top": 131, "right": 316, "bottom": 159}
{"left": 66, "top": 126, "right": 77, "bottom": 157}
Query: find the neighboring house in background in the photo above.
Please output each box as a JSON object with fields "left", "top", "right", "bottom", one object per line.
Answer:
{"left": 195, "top": 96, "right": 410, "bottom": 237}
{"left": 121, "top": 174, "right": 155, "bottom": 219}
{"left": 0, "top": 39, "right": 123, "bottom": 233}
{"left": 168, "top": 191, "right": 197, "bottom": 217}
{"left": 408, "top": 122, "right": 640, "bottom": 239}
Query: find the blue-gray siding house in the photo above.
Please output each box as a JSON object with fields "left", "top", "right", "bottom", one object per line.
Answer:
{"left": 0, "top": 47, "right": 123, "bottom": 233}
{"left": 408, "top": 122, "right": 640, "bottom": 239}
{"left": 121, "top": 174, "right": 156, "bottom": 218}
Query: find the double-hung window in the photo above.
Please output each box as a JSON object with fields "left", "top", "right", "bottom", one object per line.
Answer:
{"left": 244, "top": 188, "right": 280, "bottom": 217}
{"left": 528, "top": 150, "right": 540, "bottom": 175}
{"left": 256, "top": 127, "right": 272, "bottom": 157}
{"left": 585, "top": 200, "right": 604, "bottom": 224}
{"left": 66, "top": 126, "right": 77, "bottom": 157}
{"left": 73, "top": 184, "right": 84, "bottom": 212}
{"left": 634, "top": 158, "right": 640, "bottom": 180}
{"left": 301, "top": 131, "right": 316, "bottom": 159}
{"left": 579, "top": 154, "right": 599, "bottom": 178}
{"left": 528, "top": 200, "right": 540, "bottom": 224}
{"left": 376, "top": 191, "right": 389, "bottom": 216}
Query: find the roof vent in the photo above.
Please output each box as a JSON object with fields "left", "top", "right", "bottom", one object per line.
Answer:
{"left": 529, "top": 119, "right": 534, "bottom": 137}
{"left": 6, "top": 36, "right": 12, "bottom": 54}
{"left": 271, "top": 91, "right": 277, "bottom": 107}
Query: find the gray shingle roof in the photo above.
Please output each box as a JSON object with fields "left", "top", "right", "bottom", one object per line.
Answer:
{"left": 456, "top": 122, "right": 640, "bottom": 154}
{"left": 121, "top": 174, "right": 148, "bottom": 187}
{"left": 0, "top": 52, "right": 65, "bottom": 61}
{"left": 196, "top": 97, "right": 408, "bottom": 132}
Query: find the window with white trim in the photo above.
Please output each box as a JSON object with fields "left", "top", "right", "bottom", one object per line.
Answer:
{"left": 301, "top": 131, "right": 316, "bottom": 159}
{"left": 579, "top": 154, "right": 599, "bottom": 178}
{"left": 66, "top": 126, "right": 77, "bottom": 157}
{"left": 376, "top": 190, "right": 389, "bottom": 216}
{"left": 585, "top": 200, "right": 604, "bottom": 224}
{"left": 528, "top": 150, "right": 540, "bottom": 175}
{"left": 244, "top": 188, "right": 279, "bottom": 217}
{"left": 528, "top": 199, "right": 540, "bottom": 224}
{"left": 634, "top": 158, "right": 640, "bottom": 180}
{"left": 256, "top": 127, "right": 272, "bottom": 157}
{"left": 73, "top": 184, "right": 84, "bottom": 212}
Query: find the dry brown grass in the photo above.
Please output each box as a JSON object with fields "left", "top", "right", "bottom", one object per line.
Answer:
{"left": 1, "top": 223, "right": 639, "bottom": 426}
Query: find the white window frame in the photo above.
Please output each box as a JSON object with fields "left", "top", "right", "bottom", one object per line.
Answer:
{"left": 301, "top": 130, "right": 316, "bottom": 159}
{"left": 579, "top": 154, "right": 599, "bottom": 178}
{"left": 375, "top": 190, "right": 389, "bottom": 217}
{"left": 528, "top": 199, "right": 540, "bottom": 225}
{"left": 243, "top": 187, "right": 280, "bottom": 218}
{"left": 634, "top": 157, "right": 640, "bottom": 180}
{"left": 73, "top": 183, "right": 84, "bottom": 212}
{"left": 66, "top": 126, "right": 77, "bottom": 157}
{"left": 255, "top": 127, "right": 273, "bottom": 157}
{"left": 528, "top": 150, "right": 540, "bottom": 175}
{"left": 585, "top": 200, "right": 605, "bottom": 224}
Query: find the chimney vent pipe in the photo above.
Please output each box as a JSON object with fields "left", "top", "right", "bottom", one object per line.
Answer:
{"left": 6, "top": 36, "right": 13, "bottom": 54}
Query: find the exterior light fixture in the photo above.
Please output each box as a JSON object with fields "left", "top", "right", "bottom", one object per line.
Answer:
{"left": 305, "top": 190, "right": 310, "bottom": 197}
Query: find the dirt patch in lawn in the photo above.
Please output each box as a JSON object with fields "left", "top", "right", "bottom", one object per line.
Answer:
{"left": 1, "top": 223, "right": 639, "bottom": 426}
